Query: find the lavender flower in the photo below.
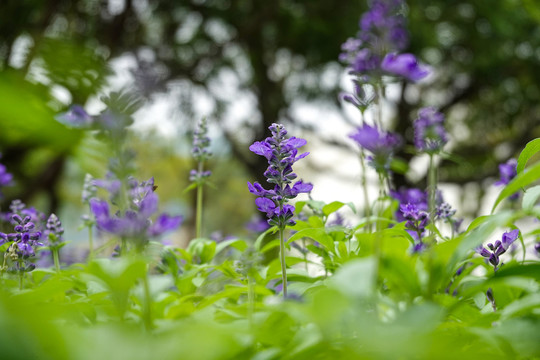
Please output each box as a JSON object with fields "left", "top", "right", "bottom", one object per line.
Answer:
{"left": 45, "top": 214, "right": 64, "bottom": 248}
{"left": 90, "top": 176, "right": 183, "bottom": 247}
{"left": 340, "top": 0, "right": 408, "bottom": 76}
{"left": 495, "top": 158, "right": 519, "bottom": 201}
{"left": 55, "top": 105, "right": 93, "bottom": 128}
{"left": 349, "top": 124, "right": 402, "bottom": 172}
{"left": 391, "top": 188, "right": 428, "bottom": 221}
{"left": 414, "top": 107, "right": 448, "bottom": 154}
{"left": 247, "top": 123, "right": 313, "bottom": 228}
{"left": 0, "top": 161, "right": 13, "bottom": 199}
{"left": 476, "top": 229, "right": 520, "bottom": 271}
{"left": 191, "top": 118, "right": 213, "bottom": 182}
{"left": 400, "top": 203, "right": 428, "bottom": 244}
{"left": 534, "top": 242, "right": 540, "bottom": 257}
{"left": 82, "top": 174, "right": 98, "bottom": 204}
{"left": 381, "top": 53, "right": 430, "bottom": 81}
{"left": 0, "top": 213, "right": 43, "bottom": 273}
{"left": 245, "top": 216, "right": 271, "bottom": 233}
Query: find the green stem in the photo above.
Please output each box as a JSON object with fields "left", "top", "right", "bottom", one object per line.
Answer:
{"left": 121, "top": 238, "right": 127, "bottom": 255}
{"left": 279, "top": 227, "right": 288, "bottom": 298}
{"left": 360, "top": 151, "right": 372, "bottom": 232}
{"left": 142, "top": 272, "right": 153, "bottom": 331}
{"left": 302, "top": 237, "right": 308, "bottom": 271}
{"left": 247, "top": 275, "right": 255, "bottom": 328}
{"left": 18, "top": 260, "right": 24, "bottom": 290}
{"left": 88, "top": 225, "right": 94, "bottom": 261}
{"left": 52, "top": 248, "right": 60, "bottom": 272}
{"left": 428, "top": 154, "right": 437, "bottom": 237}
{"left": 195, "top": 162, "right": 204, "bottom": 239}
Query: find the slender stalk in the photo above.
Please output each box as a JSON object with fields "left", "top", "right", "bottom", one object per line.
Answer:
{"left": 88, "top": 226, "right": 94, "bottom": 260}
{"left": 195, "top": 162, "right": 204, "bottom": 239}
{"left": 279, "top": 227, "right": 288, "bottom": 298}
{"left": 18, "top": 260, "right": 24, "bottom": 290}
{"left": 360, "top": 151, "right": 372, "bottom": 232}
{"left": 247, "top": 275, "right": 255, "bottom": 328}
{"left": 142, "top": 272, "right": 153, "bottom": 331}
{"left": 428, "top": 154, "right": 437, "bottom": 236}
{"left": 52, "top": 248, "right": 60, "bottom": 272}
{"left": 302, "top": 237, "right": 308, "bottom": 271}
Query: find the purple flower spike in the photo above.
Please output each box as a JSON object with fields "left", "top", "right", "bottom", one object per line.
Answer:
{"left": 349, "top": 124, "right": 402, "bottom": 172}
{"left": 248, "top": 123, "right": 312, "bottom": 228}
{"left": 414, "top": 107, "right": 448, "bottom": 153}
{"left": 495, "top": 159, "right": 518, "bottom": 186}
{"left": 495, "top": 158, "right": 519, "bottom": 200}
{"left": 476, "top": 229, "right": 520, "bottom": 271}
{"left": 148, "top": 214, "right": 183, "bottom": 237}
{"left": 381, "top": 53, "right": 430, "bottom": 82}
{"left": 56, "top": 105, "right": 93, "bottom": 128}
{"left": 340, "top": 0, "right": 409, "bottom": 77}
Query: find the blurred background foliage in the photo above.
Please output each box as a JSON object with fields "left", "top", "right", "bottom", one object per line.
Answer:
{"left": 1, "top": 0, "right": 540, "bottom": 236}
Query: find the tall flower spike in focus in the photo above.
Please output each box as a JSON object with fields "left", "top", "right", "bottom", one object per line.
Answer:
{"left": 248, "top": 123, "right": 313, "bottom": 297}
{"left": 349, "top": 123, "right": 402, "bottom": 173}
{"left": 414, "top": 107, "right": 448, "bottom": 154}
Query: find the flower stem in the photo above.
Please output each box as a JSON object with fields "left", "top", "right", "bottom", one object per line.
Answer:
{"left": 359, "top": 151, "right": 372, "bottom": 232}
{"left": 142, "top": 272, "right": 153, "bottom": 331}
{"left": 195, "top": 162, "right": 204, "bottom": 239}
{"left": 52, "top": 248, "right": 60, "bottom": 272}
{"left": 428, "top": 154, "right": 437, "bottom": 236}
{"left": 279, "top": 226, "right": 288, "bottom": 298}
{"left": 18, "top": 260, "right": 24, "bottom": 290}
{"left": 88, "top": 226, "right": 94, "bottom": 261}
{"left": 247, "top": 274, "right": 255, "bottom": 328}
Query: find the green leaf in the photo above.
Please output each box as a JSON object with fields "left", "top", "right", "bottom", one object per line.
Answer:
{"left": 501, "top": 293, "right": 540, "bottom": 319}
{"left": 287, "top": 228, "right": 334, "bottom": 250}
{"left": 215, "top": 238, "right": 247, "bottom": 254}
{"left": 522, "top": 185, "right": 540, "bottom": 210}
{"left": 517, "top": 138, "right": 540, "bottom": 173}
{"left": 321, "top": 201, "right": 356, "bottom": 217}
{"left": 182, "top": 182, "right": 198, "bottom": 194}
{"left": 492, "top": 161, "right": 540, "bottom": 212}
{"left": 260, "top": 238, "right": 280, "bottom": 253}
{"left": 254, "top": 226, "right": 278, "bottom": 250}
{"left": 329, "top": 258, "right": 376, "bottom": 298}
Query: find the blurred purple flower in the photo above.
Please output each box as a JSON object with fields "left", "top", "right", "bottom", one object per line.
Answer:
{"left": 349, "top": 124, "right": 402, "bottom": 172}
{"left": 90, "top": 176, "right": 182, "bottom": 241}
{"left": 414, "top": 107, "right": 448, "bottom": 153}
{"left": 55, "top": 105, "right": 93, "bottom": 128}
{"left": 245, "top": 216, "right": 271, "bottom": 233}
{"left": 381, "top": 53, "right": 430, "bottom": 81}
{"left": 495, "top": 158, "right": 519, "bottom": 200}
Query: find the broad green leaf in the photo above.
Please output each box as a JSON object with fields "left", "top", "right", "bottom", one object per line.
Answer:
{"left": 215, "top": 238, "right": 247, "bottom": 254}
{"left": 501, "top": 293, "right": 540, "bottom": 319}
{"left": 521, "top": 185, "right": 540, "bottom": 210}
{"left": 491, "top": 161, "right": 540, "bottom": 212}
{"left": 254, "top": 226, "right": 278, "bottom": 250}
{"left": 329, "top": 258, "right": 375, "bottom": 298}
{"left": 322, "top": 201, "right": 356, "bottom": 217}
{"left": 517, "top": 138, "right": 540, "bottom": 173}
{"left": 287, "top": 228, "right": 334, "bottom": 250}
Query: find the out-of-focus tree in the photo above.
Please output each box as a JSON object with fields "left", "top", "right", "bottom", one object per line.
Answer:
{"left": 1, "top": 0, "right": 540, "bottom": 217}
